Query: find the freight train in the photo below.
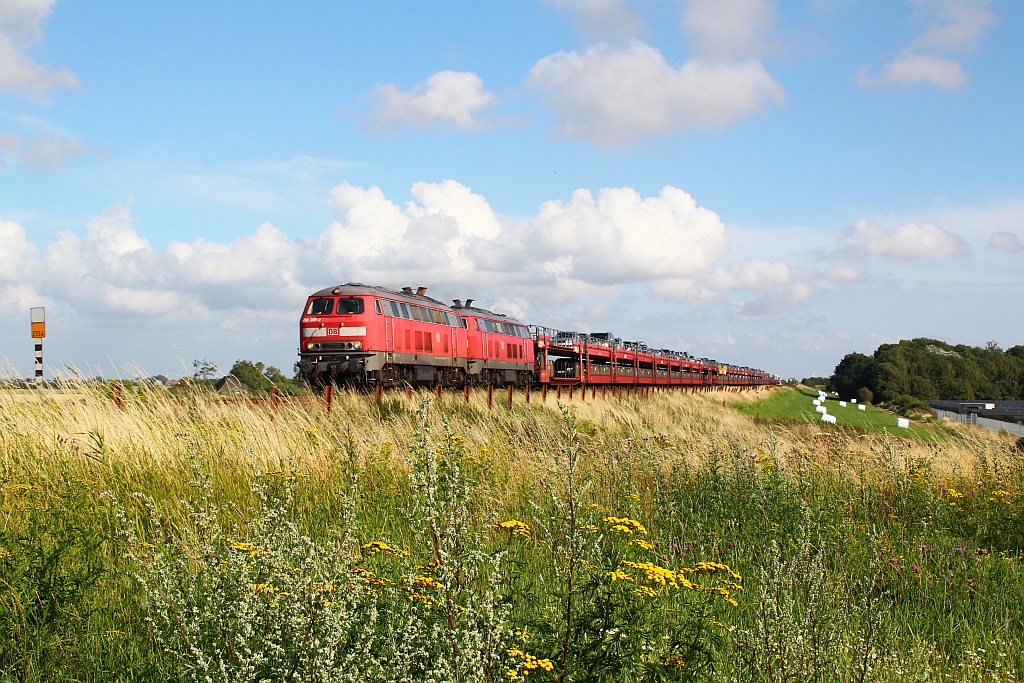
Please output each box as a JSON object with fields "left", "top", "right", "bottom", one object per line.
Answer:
{"left": 297, "top": 283, "right": 778, "bottom": 390}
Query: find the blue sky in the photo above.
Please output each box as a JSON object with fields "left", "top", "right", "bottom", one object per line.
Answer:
{"left": 1, "top": 0, "right": 1022, "bottom": 381}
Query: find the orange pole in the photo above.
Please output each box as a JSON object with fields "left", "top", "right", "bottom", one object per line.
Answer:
{"left": 324, "top": 384, "right": 334, "bottom": 415}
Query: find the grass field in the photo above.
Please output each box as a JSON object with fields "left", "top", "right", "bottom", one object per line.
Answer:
{"left": 734, "top": 385, "right": 952, "bottom": 442}
{"left": 1, "top": 383, "right": 1022, "bottom": 682}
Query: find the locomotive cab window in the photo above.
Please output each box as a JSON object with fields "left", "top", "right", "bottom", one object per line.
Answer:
{"left": 306, "top": 298, "right": 334, "bottom": 315}
{"left": 335, "top": 298, "right": 365, "bottom": 315}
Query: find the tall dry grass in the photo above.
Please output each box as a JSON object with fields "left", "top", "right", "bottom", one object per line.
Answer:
{"left": 2, "top": 382, "right": 1023, "bottom": 681}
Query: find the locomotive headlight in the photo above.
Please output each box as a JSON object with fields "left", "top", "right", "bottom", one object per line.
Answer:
{"left": 310, "top": 342, "right": 321, "bottom": 350}
{"left": 352, "top": 341, "right": 362, "bottom": 350}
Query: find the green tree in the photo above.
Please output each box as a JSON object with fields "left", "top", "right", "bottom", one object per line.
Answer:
{"left": 831, "top": 338, "right": 1024, "bottom": 403}
{"left": 227, "top": 360, "right": 273, "bottom": 393}
{"left": 830, "top": 353, "right": 877, "bottom": 401}
{"left": 228, "top": 360, "right": 301, "bottom": 395}
{"left": 192, "top": 359, "right": 218, "bottom": 381}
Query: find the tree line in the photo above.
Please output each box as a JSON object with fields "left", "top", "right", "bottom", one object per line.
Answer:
{"left": 825, "top": 338, "right": 1024, "bottom": 404}
{"left": 190, "top": 358, "right": 305, "bottom": 395}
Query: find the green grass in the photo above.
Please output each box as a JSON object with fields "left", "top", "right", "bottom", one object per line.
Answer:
{"left": 734, "top": 385, "right": 951, "bottom": 441}
{"left": 3, "top": 386, "right": 1024, "bottom": 681}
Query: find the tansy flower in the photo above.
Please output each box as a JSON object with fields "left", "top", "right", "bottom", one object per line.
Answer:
{"left": 493, "top": 520, "right": 531, "bottom": 538}
{"left": 603, "top": 516, "right": 648, "bottom": 535}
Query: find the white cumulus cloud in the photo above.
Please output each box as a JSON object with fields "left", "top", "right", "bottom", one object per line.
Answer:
{"left": 0, "top": 219, "right": 37, "bottom": 280}
{"left": 526, "top": 41, "right": 785, "bottom": 146}
{"left": 682, "top": 0, "right": 777, "bottom": 60}
{"left": 915, "top": 0, "right": 996, "bottom": 52}
{"left": 0, "top": 0, "right": 80, "bottom": 98}
{"left": 825, "top": 264, "right": 867, "bottom": 284}
{"left": 543, "top": 0, "right": 644, "bottom": 39}
{"left": 367, "top": 71, "right": 497, "bottom": 130}
{"left": 844, "top": 219, "right": 969, "bottom": 260}
{"left": 708, "top": 259, "right": 793, "bottom": 290}
{"left": 989, "top": 231, "right": 1023, "bottom": 253}
{"left": 733, "top": 282, "right": 814, "bottom": 318}
{"left": 528, "top": 185, "right": 729, "bottom": 284}
{"left": 856, "top": 53, "right": 965, "bottom": 89}
{"left": 857, "top": 0, "right": 995, "bottom": 91}
{"left": 0, "top": 134, "right": 94, "bottom": 170}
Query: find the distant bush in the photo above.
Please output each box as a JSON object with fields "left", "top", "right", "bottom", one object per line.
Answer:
{"left": 890, "top": 394, "right": 930, "bottom": 417}
{"left": 855, "top": 386, "right": 874, "bottom": 404}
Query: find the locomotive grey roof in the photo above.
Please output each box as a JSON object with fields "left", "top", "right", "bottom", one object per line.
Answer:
{"left": 451, "top": 303, "right": 526, "bottom": 325}
{"left": 310, "top": 283, "right": 450, "bottom": 308}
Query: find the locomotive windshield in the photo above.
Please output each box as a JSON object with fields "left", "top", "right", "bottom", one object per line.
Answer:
{"left": 306, "top": 297, "right": 365, "bottom": 315}
{"left": 306, "top": 298, "right": 333, "bottom": 315}
{"left": 336, "top": 297, "right": 364, "bottom": 314}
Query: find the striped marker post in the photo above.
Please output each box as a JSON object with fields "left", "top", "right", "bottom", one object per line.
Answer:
{"left": 30, "top": 307, "right": 45, "bottom": 385}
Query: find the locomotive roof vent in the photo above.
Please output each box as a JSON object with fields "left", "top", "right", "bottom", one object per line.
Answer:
{"left": 465, "top": 299, "right": 474, "bottom": 307}
{"left": 452, "top": 299, "right": 462, "bottom": 307}
{"left": 401, "top": 287, "right": 413, "bottom": 295}
{"left": 416, "top": 286, "right": 428, "bottom": 296}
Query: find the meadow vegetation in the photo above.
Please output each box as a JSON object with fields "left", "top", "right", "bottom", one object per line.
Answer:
{"left": 1, "top": 383, "right": 1022, "bottom": 682}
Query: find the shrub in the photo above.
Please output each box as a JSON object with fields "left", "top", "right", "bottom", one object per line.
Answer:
{"left": 890, "top": 394, "right": 929, "bottom": 417}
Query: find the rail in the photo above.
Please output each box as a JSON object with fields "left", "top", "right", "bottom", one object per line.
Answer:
{"left": 46, "top": 382, "right": 772, "bottom": 415}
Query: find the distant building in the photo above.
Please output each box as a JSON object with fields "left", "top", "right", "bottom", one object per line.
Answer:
{"left": 215, "top": 375, "right": 249, "bottom": 394}
{"left": 929, "top": 400, "right": 1024, "bottom": 437}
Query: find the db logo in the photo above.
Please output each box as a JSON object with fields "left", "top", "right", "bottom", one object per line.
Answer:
{"left": 327, "top": 328, "right": 339, "bottom": 336}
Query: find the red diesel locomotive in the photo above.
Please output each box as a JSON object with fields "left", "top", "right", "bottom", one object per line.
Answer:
{"left": 297, "top": 283, "right": 777, "bottom": 390}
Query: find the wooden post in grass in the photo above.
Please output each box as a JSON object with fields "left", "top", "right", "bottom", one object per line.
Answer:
{"left": 324, "top": 384, "right": 334, "bottom": 415}
{"left": 487, "top": 384, "right": 493, "bottom": 411}
{"left": 464, "top": 385, "right": 470, "bottom": 404}
{"left": 375, "top": 385, "right": 383, "bottom": 403}
{"left": 271, "top": 386, "right": 281, "bottom": 411}
{"left": 507, "top": 385, "right": 513, "bottom": 410}
{"left": 406, "top": 385, "right": 413, "bottom": 400}
{"left": 525, "top": 384, "right": 530, "bottom": 404}
{"left": 542, "top": 385, "right": 547, "bottom": 403}
{"left": 112, "top": 382, "right": 125, "bottom": 410}
{"left": 569, "top": 384, "right": 574, "bottom": 400}
{"left": 557, "top": 384, "right": 562, "bottom": 401}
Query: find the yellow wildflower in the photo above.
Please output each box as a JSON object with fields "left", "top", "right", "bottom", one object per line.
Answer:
{"left": 414, "top": 575, "right": 443, "bottom": 590}
{"left": 362, "top": 541, "right": 410, "bottom": 557}
{"left": 493, "top": 520, "right": 531, "bottom": 538}
{"left": 607, "top": 568, "right": 634, "bottom": 582}
{"left": 603, "top": 516, "right": 648, "bottom": 535}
